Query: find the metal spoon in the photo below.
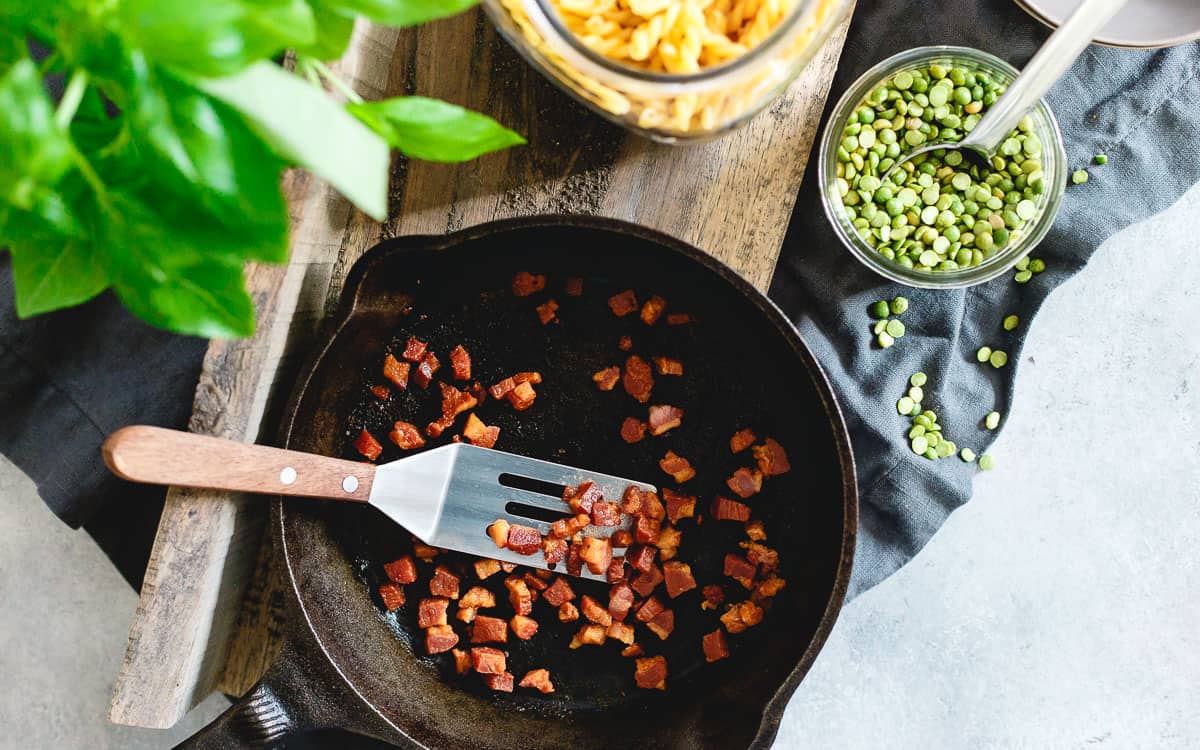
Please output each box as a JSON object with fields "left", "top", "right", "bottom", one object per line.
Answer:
{"left": 883, "top": 0, "right": 1127, "bottom": 180}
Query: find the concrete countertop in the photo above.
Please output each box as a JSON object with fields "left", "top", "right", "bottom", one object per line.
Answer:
{"left": 1, "top": 184, "right": 1196, "bottom": 750}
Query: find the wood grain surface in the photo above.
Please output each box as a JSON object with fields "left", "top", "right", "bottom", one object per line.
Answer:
{"left": 109, "top": 7, "right": 853, "bottom": 728}
{"left": 103, "top": 426, "right": 376, "bottom": 501}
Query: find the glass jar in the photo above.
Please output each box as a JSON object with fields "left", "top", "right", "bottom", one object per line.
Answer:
{"left": 482, "top": 0, "right": 851, "bottom": 142}
{"left": 818, "top": 46, "right": 1068, "bottom": 288}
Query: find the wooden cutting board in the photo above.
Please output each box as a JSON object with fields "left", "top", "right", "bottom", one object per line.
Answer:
{"left": 108, "top": 7, "right": 853, "bottom": 728}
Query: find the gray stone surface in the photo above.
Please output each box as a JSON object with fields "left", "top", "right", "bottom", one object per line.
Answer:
{"left": 0, "top": 184, "right": 1196, "bottom": 749}
{"left": 777, "top": 181, "right": 1200, "bottom": 748}
{"left": 0, "top": 465, "right": 228, "bottom": 749}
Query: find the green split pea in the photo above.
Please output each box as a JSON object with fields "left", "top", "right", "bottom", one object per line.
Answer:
{"left": 835, "top": 62, "right": 1047, "bottom": 273}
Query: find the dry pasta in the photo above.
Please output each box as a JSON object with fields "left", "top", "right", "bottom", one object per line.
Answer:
{"left": 495, "top": 0, "right": 843, "bottom": 135}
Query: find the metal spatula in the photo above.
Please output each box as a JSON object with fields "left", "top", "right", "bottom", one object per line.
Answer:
{"left": 103, "top": 426, "right": 655, "bottom": 579}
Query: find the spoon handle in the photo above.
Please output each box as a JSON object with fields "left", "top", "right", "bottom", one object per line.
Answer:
{"left": 965, "top": 0, "right": 1127, "bottom": 154}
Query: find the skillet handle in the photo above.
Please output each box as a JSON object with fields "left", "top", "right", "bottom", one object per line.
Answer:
{"left": 171, "top": 639, "right": 398, "bottom": 750}
{"left": 103, "top": 426, "right": 375, "bottom": 502}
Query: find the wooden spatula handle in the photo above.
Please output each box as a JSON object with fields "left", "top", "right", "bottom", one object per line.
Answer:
{"left": 102, "top": 426, "right": 375, "bottom": 502}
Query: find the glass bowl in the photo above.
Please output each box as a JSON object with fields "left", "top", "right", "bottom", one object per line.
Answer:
{"left": 483, "top": 0, "right": 851, "bottom": 142}
{"left": 818, "top": 46, "right": 1068, "bottom": 288}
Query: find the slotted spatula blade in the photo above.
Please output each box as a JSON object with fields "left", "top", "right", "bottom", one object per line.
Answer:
{"left": 370, "top": 443, "right": 656, "bottom": 579}
{"left": 102, "top": 427, "right": 655, "bottom": 581}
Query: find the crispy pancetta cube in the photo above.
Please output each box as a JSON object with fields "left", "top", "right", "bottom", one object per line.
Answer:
{"left": 483, "top": 672, "right": 514, "bottom": 692}
{"left": 609, "top": 582, "right": 636, "bottom": 621}
{"left": 471, "top": 615, "right": 509, "bottom": 643}
{"left": 352, "top": 429, "right": 381, "bottom": 458}
{"left": 510, "top": 615, "right": 539, "bottom": 640}
{"left": 379, "top": 582, "right": 405, "bottom": 611}
{"left": 507, "top": 381, "right": 537, "bottom": 411}
{"left": 569, "top": 624, "right": 607, "bottom": 648}
{"left": 580, "top": 595, "right": 613, "bottom": 626}
{"left": 512, "top": 271, "right": 546, "bottom": 296}
{"left": 487, "top": 519, "right": 510, "bottom": 548}
{"left": 753, "top": 437, "right": 791, "bottom": 476}
{"left": 462, "top": 413, "right": 499, "bottom": 448}
{"left": 631, "top": 564, "right": 663, "bottom": 598}
{"left": 726, "top": 467, "right": 763, "bottom": 498}
{"left": 592, "top": 366, "right": 620, "bottom": 391}
{"left": 474, "top": 558, "right": 502, "bottom": 579}
{"left": 383, "top": 353, "right": 410, "bottom": 389}
{"left": 590, "top": 501, "right": 622, "bottom": 527}
{"left": 730, "top": 428, "right": 757, "bottom": 454}
{"left": 622, "top": 355, "right": 654, "bottom": 403}
{"left": 607, "top": 290, "right": 638, "bottom": 316}
{"left": 543, "top": 536, "right": 568, "bottom": 566}
{"left": 470, "top": 646, "right": 506, "bottom": 674}
{"left": 414, "top": 352, "right": 440, "bottom": 389}
{"left": 558, "top": 601, "right": 580, "bottom": 622}
{"left": 662, "top": 561, "right": 697, "bottom": 599}
{"left": 418, "top": 597, "right": 450, "bottom": 628}
{"left": 701, "top": 584, "right": 725, "bottom": 611}
{"left": 425, "top": 624, "right": 458, "bottom": 654}
{"left": 625, "top": 544, "right": 657, "bottom": 574}
{"left": 506, "top": 524, "right": 543, "bottom": 556}
{"left": 536, "top": 299, "right": 559, "bottom": 325}
{"left": 620, "top": 417, "right": 647, "bottom": 444}
{"left": 452, "top": 648, "right": 472, "bottom": 675}
{"left": 724, "top": 553, "right": 757, "bottom": 589}
{"left": 659, "top": 450, "right": 695, "bottom": 483}
{"left": 384, "top": 556, "right": 418, "bottom": 585}
{"left": 388, "top": 421, "right": 426, "bottom": 450}
{"left": 711, "top": 496, "right": 752, "bottom": 522}
{"left": 579, "top": 536, "right": 613, "bottom": 575}
{"left": 519, "top": 668, "right": 555, "bottom": 693}
{"left": 720, "top": 600, "right": 764, "bottom": 634}
{"left": 401, "top": 336, "right": 427, "bottom": 362}
{"left": 646, "top": 608, "right": 674, "bottom": 640}
{"left": 429, "top": 565, "right": 461, "bottom": 599}
{"left": 541, "top": 577, "right": 575, "bottom": 608}
{"left": 648, "top": 405, "right": 684, "bottom": 436}
{"left": 702, "top": 629, "right": 730, "bottom": 662}
{"left": 640, "top": 294, "right": 667, "bottom": 325}
{"left": 663, "top": 489, "right": 696, "bottom": 524}
{"left": 634, "top": 656, "right": 667, "bottom": 690}
{"left": 652, "top": 356, "right": 683, "bottom": 376}
{"left": 505, "top": 577, "right": 534, "bottom": 616}
{"left": 460, "top": 586, "right": 496, "bottom": 610}
{"left": 446, "top": 345, "right": 471, "bottom": 381}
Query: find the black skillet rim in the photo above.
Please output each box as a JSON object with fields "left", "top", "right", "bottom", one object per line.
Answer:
{"left": 273, "top": 214, "right": 858, "bottom": 748}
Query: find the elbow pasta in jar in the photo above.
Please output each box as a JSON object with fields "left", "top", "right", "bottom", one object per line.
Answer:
{"left": 482, "top": 0, "right": 850, "bottom": 140}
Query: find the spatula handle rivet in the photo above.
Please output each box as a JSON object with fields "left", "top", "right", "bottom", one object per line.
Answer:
{"left": 342, "top": 475, "right": 359, "bottom": 493}
{"left": 280, "top": 467, "right": 297, "bottom": 485}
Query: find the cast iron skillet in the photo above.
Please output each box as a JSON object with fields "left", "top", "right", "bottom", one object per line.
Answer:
{"left": 177, "top": 216, "right": 857, "bottom": 750}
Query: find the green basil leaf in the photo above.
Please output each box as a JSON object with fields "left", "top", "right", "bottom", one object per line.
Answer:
{"left": 194, "top": 61, "right": 389, "bottom": 220}
{"left": 117, "top": 0, "right": 317, "bottom": 77}
{"left": 7, "top": 236, "right": 108, "bottom": 317}
{"left": 326, "top": 0, "right": 479, "bottom": 27}
{"left": 0, "top": 57, "right": 83, "bottom": 241}
{"left": 347, "top": 96, "right": 524, "bottom": 162}
{"left": 294, "top": 0, "right": 356, "bottom": 61}
{"left": 0, "top": 58, "right": 73, "bottom": 204}
{"left": 85, "top": 189, "right": 258, "bottom": 338}
{"left": 110, "top": 254, "right": 256, "bottom": 339}
{"left": 123, "top": 53, "right": 289, "bottom": 264}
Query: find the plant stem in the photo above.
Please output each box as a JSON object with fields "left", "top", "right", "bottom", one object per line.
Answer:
{"left": 309, "top": 59, "right": 364, "bottom": 104}
{"left": 298, "top": 57, "right": 322, "bottom": 88}
{"left": 56, "top": 69, "right": 89, "bottom": 130}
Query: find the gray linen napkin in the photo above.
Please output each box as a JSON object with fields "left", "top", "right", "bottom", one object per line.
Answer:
{"left": 770, "top": 0, "right": 1200, "bottom": 599}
